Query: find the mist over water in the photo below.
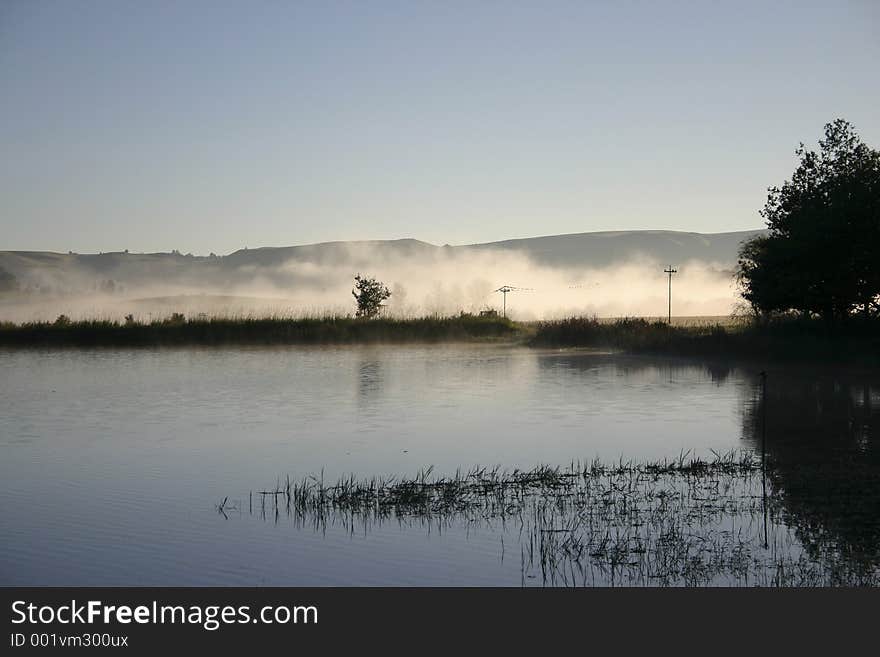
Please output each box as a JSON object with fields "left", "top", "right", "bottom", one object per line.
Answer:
{"left": 0, "top": 245, "right": 738, "bottom": 322}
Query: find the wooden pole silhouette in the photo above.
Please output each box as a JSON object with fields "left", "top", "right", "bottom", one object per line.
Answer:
{"left": 760, "top": 370, "right": 768, "bottom": 549}
{"left": 496, "top": 286, "right": 512, "bottom": 318}
{"left": 664, "top": 266, "right": 677, "bottom": 324}
{"left": 493, "top": 285, "right": 533, "bottom": 319}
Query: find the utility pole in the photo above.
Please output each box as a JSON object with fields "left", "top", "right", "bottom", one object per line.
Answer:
{"left": 495, "top": 285, "right": 513, "bottom": 318}
{"left": 664, "top": 266, "right": 677, "bottom": 324}
{"left": 493, "top": 285, "right": 532, "bottom": 318}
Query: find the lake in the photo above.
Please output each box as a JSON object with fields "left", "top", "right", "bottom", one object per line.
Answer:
{"left": 1, "top": 345, "right": 877, "bottom": 585}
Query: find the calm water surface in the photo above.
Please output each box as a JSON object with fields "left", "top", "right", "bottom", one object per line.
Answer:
{"left": 1, "top": 345, "right": 877, "bottom": 585}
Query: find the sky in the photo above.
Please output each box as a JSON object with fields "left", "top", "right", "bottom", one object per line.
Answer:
{"left": 1, "top": 0, "right": 878, "bottom": 255}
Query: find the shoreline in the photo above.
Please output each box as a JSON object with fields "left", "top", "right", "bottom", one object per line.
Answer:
{"left": 1, "top": 314, "right": 878, "bottom": 366}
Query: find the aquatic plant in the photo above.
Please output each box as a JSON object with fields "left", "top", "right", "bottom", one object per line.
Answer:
{"left": 218, "top": 451, "right": 880, "bottom": 586}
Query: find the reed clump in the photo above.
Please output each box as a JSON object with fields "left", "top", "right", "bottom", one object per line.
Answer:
{"left": 221, "top": 451, "right": 879, "bottom": 586}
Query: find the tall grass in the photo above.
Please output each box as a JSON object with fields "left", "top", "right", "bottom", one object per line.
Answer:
{"left": 529, "top": 316, "right": 880, "bottom": 364}
{"left": 0, "top": 313, "right": 521, "bottom": 346}
{"left": 3, "top": 311, "right": 879, "bottom": 361}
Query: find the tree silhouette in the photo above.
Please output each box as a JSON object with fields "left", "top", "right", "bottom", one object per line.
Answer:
{"left": 737, "top": 119, "right": 880, "bottom": 320}
{"left": 352, "top": 274, "right": 391, "bottom": 318}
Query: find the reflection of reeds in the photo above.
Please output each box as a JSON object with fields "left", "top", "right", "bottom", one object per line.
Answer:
{"left": 220, "top": 451, "right": 878, "bottom": 586}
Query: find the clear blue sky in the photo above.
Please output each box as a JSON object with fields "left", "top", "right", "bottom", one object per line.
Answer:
{"left": 2, "top": 0, "right": 878, "bottom": 254}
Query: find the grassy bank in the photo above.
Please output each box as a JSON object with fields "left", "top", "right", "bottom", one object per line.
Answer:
{"left": 529, "top": 316, "right": 880, "bottom": 364}
{"left": 0, "top": 314, "right": 521, "bottom": 346}
{"left": 3, "top": 312, "right": 879, "bottom": 362}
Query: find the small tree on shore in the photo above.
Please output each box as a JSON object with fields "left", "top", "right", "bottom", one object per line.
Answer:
{"left": 352, "top": 274, "right": 391, "bottom": 318}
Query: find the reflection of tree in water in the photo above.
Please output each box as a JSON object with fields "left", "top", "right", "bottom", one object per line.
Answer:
{"left": 741, "top": 371, "right": 880, "bottom": 582}
{"left": 357, "top": 358, "right": 383, "bottom": 405}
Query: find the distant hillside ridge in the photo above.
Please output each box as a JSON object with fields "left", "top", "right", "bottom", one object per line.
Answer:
{"left": 0, "top": 229, "right": 766, "bottom": 299}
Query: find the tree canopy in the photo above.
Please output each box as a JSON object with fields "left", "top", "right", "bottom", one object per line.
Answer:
{"left": 737, "top": 119, "right": 880, "bottom": 320}
{"left": 352, "top": 274, "right": 391, "bottom": 318}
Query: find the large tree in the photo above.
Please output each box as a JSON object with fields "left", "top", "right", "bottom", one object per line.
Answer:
{"left": 737, "top": 119, "right": 880, "bottom": 320}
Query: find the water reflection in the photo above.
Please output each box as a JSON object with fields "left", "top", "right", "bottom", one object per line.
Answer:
{"left": 2, "top": 346, "right": 879, "bottom": 585}
{"left": 246, "top": 358, "right": 880, "bottom": 585}
{"left": 536, "top": 351, "right": 734, "bottom": 385}
{"left": 705, "top": 361, "right": 733, "bottom": 385}
{"left": 357, "top": 358, "right": 384, "bottom": 405}
{"left": 741, "top": 369, "right": 880, "bottom": 583}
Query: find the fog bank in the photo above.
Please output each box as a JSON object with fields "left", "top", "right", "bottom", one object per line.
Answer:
{"left": 0, "top": 244, "right": 740, "bottom": 322}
